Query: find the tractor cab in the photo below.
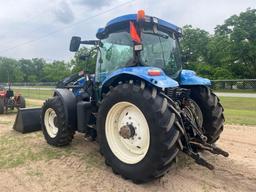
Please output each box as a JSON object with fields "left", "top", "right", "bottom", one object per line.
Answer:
{"left": 70, "top": 10, "right": 210, "bottom": 89}
{"left": 95, "top": 11, "right": 183, "bottom": 82}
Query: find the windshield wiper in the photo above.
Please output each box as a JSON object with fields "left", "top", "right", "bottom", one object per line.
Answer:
{"left": 143, "top": 31, "right": 168, "bottom": 39}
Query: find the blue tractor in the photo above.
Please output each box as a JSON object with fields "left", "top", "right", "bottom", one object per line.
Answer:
{"left": 41, "top": 11, "right": 228, "bottom": 183}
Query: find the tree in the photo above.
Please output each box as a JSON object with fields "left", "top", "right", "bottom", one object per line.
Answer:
{"left": 0, "top": 57, "right": 24, "bottom": 82}
{"left": 180, "top": 25, "right": 210, "bottom": 70}
{"left": 70, "top": 47, "right": 97, "bottom": 74}
{"left": 215, "top": 8, "right": 256, "bottom": 79}
{"left": 180, "top": 8, "right": 256, "bottom": 80}
{"left": 31, "top": 58, "right": 46, "bottom": 81}
{"left": 43, "top": 61, "right": 71, "bottom": 82}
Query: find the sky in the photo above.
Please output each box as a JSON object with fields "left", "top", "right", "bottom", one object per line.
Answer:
{"left": 0, "top": 0, "right": 255, "bottom": 61}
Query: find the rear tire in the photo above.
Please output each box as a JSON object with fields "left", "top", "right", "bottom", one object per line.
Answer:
{"left": 97, "top": 82, "right": 181, "bottom": 183}
{"left": 41, "top": 96, "right": 74, "bottom": 146}
{"left": 0, "top": 98, "right": 4, "bottom": 114}
{"left": 190, "top": 86, "right": 225, "bottom": 143}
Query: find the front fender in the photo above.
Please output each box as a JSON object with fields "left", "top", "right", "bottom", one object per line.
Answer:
{"left": 179, "top": 70, "right": 211, "bottom": 86}
{"left": 101, "top": 67, "right": 179, "bottom": 89}
{"left": 54, "top": 89, "right": 77, "bottom": 130}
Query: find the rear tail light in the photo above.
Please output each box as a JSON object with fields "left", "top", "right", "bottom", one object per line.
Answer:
{"left": 148, "top": 69, "right": 161, "bottom": 76}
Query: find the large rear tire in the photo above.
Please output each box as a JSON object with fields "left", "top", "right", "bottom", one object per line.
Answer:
{"left": 190, "top": 86, "right": 225, "bottom": 143}
{"left": 97, "top": 82, "right": 181, "bottom": 183}
{"left": 41, "top": 96, "right": 74, "bottom": 146}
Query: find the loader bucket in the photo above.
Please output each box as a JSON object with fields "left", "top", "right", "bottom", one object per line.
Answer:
{"left": 13, "top": 108, "right": 42, "bottom": 133}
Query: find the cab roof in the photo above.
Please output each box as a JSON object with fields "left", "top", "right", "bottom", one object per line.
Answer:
{"left": 96, "top": 14, "right": 182, "bottom": 39}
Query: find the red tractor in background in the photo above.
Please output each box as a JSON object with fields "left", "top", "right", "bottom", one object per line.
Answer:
{"left": 0, "top": 83, "right": 26, "bottom": 114}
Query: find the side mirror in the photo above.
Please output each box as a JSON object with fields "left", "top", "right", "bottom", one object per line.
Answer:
{"left": 70, "top": 36, "right": 81, "bottom": 52}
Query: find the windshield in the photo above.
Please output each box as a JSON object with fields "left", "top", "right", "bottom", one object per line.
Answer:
{"left": 141, "top": 31, "right": 182, "bottom": 77}
{"left": 96, "top": 31, "right": 134, "bottom": 82}
{"left": 96, "top": 30, "right": 182, "bottom": 82}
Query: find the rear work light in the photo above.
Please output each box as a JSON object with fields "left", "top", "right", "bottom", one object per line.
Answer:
{"left": 148, "top": 69, "right": 161, "bottom": 76}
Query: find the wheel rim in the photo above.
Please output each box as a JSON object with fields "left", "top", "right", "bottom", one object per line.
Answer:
{"left": 44, "top": 108, "right": 58, "bottom": 138}
{"left": 105, "top": 101, "right": 150, "bottom": 164}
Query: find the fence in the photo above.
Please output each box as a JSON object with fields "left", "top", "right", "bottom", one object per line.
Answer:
{"left": 11, "top": 82, "right": 57, "bottom": 87}
{"left": 211, "top": 79, "right": 256, "bottom": 91}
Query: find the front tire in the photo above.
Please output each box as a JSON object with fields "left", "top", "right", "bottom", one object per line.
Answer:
{"left": 190, "top": 86, "right": 225, "bottom": 143}
{"left": 41, "top": 97, "right": 74, "bottom": 146}
{"left": 97, "top": 82, "right": 181, "bottom": 183}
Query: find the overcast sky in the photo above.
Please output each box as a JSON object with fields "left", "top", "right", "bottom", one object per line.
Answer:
{"left": 0, "top": 0, "right": 255, "bottom": 61}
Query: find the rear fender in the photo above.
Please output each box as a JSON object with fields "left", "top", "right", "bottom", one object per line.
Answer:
{"left": 179, "top": 70, "right": 211, "bottom": 86}
{"left": 100, "top": 66, "right": 179, "bottom": 96}
{"left": 54, "top": 89, "right": 77, "bottom": 130}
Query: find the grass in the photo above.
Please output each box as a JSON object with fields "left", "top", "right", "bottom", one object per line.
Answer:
{"left": 0, "top": 132, "right": 76, "bottom": 169}
{"left": 215, "top": 89, "right": 256, "bottom": 93}
{"left": 0, "top": 130, "right": 105, "bottom": 170}
{"left": 13, "top": 88, "right": 53, "bottom": 100}
{"left": 220, "top": 97, "right": 256, "bottom": 125}
{"left": 26, "top": 99, "right": 44, "bottom": 107}
{"left": 0, "top": 132, "right": 74, "bottom": 169}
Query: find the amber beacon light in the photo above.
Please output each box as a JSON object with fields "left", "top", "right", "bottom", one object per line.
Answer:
{"left": 137, "top": 10, "right": 145, "bottom": 21}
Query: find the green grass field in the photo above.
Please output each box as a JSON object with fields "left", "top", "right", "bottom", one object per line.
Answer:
{"left": 13, "top": 88, "right": 256, "bottom": 126}
{"left": 13, "top": 88, "right": 53, "bottom": 100}
{"left": 220, "top": 97, "right": 256, "bottom": 125}
{"left": 215, "top": 89, "right": 256, "bottom": 93}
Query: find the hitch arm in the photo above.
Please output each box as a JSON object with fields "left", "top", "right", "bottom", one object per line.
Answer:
{"left": 160, "top": 91, "right": 229, "bottom": 170}
{"left": 188, "top": 151, "right": 215, "bottom": 170}
{"left": 190, "top": 141, "right": 229, "bottom": 157}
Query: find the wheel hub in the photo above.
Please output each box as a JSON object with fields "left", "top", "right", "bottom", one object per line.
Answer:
{"left": 44, "top": 108, "right": 59, "bottom": 138}
{"left": 119, "top": 124, "right": 135, "bottom": 139}
{"left": 105, "top": 101, "right": 150, "bottom": 164}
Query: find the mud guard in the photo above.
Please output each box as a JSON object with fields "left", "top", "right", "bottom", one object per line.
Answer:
{"left": 54, "top": 89, "right": 77, "bottom": 130}
{"left": 100, "top": 67, "right": 179, "bottom": 89}
{"left": 179, "top": 70, "right": 211, "bottom": 86}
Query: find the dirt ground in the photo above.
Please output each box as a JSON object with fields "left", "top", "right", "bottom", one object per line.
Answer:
{"left": 0, "top": 113, "right": 255, "bottom": 192}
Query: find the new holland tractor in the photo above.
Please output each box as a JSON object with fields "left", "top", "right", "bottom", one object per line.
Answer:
{"left": 41, "top": 11, "right": 228, "bottom": 183}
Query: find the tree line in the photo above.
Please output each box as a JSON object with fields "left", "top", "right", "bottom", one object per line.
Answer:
{"left": 0, "top": 8, "right": 255, "bottom": 83}
{"left": 181, "top": 8, "right": 256, "bottom": 79}
{"left": 0, "top": 47, "right": 96, "bottom": 83}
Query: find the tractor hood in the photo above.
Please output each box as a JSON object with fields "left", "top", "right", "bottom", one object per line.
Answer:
{"left": 96, "top": 14, "right": 182, "bottom": 39}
